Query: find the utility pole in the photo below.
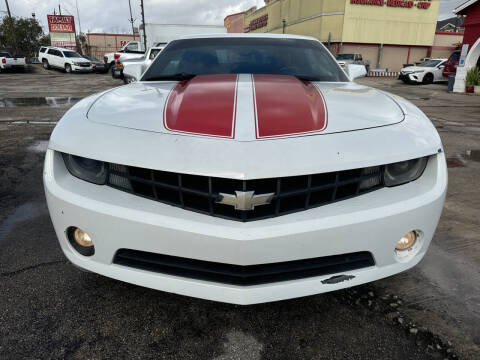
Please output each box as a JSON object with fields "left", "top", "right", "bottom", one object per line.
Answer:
{"left": 59, "top": 4, "right": 61, "bottom": 15}
{"left": 140, "top": 0, "right": 147, "bottom": 51}
{"left": 4, "top": 0, "right": 11, "bottom": 16}
{"left": 75, "top": 0, "right": 82, "bottom": 34}
{"left": 4, "top": 0, "right": 18, "bottom": 54}
{"left": 128, "top": 0, "right": 135, "bottom": 36}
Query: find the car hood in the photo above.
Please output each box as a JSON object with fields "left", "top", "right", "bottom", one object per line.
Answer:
{"left": 71, "top": 57, "right": 90, "bottom": 63}
{"left": 87, "top": 74, "right": 404, "bottom": 141}
{"left": 401, "top": 66, "right": 428, "bottom": 72}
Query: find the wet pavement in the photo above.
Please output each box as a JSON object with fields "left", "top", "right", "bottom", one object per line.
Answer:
{"left": 1, "top": 70, "right": 479, "bottom": 359}
{"left": 0, "top": 97, "right": 82, "bottom": 108}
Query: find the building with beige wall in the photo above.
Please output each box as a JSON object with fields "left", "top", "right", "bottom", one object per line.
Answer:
{"left": 241, "top": 0, "right": 443, "bottom": 71}
{"left": 86, "top": 33, "right": 140, "bottom": 60}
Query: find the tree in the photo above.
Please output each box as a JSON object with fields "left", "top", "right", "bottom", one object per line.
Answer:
{"left": 0, "top": 17, "right": 46, "bottom": 57}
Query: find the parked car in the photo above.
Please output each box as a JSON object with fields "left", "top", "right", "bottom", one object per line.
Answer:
{"left": 414, "top": 57, "right": 431, "bottom": 66}
{"left": 103, "top": 41, "right": 145, "bottom": 71}
{"left": 44, "top": 34, "right": 446, "bottom": 305}
{"left": 336, "top": 53, "right": 370, "bottom": 72}
{"left": 398, "top": 58, "right": 447, "bottom": 84}
{"left": 118, "top": 46, "right": 165, "bottom": 83}
{"left": 442, "top": 50, "right": 460, "bottom": 78}
{"left": 0, "top": 50, "right": 27, "bottom": 72}
{"left": 39, "top": 46, "right": 92, "bottom": 73}
{"left": 83, "top": 56, "right": 107, "bottom": 73}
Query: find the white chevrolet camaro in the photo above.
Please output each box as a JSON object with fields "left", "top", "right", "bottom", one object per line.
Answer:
{"left": 44, "top": 34, "right": 447, "bottom": 305}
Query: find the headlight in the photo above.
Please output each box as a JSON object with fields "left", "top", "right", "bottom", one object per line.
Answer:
{"left": 412, "top": 70, "right": 425, "bottom": 74}
{"left": 72, "top": 62, "right": 80, "bottom": 66}
{"left": 384, "top": 157, "right": 428, "bottom": 187}
{"left": 62, "top": 153, "right": 107, "bottom": 184}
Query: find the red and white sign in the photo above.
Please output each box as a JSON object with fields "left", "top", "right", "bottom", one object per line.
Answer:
{"left": 47, "top": 15, "right": 75, "bottom": 33}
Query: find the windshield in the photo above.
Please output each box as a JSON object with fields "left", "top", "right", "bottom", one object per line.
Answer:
{"left": 417, "top": 59, "right": 442, "bottom": 67}
{"left": 142, "top": 37, "right": 348, "bottom": 82}
{"left": 63, "top": 51, "right": 82, "bottom": 58}
{"left": 336, "top": 54, "right": 355, "bottom": 60}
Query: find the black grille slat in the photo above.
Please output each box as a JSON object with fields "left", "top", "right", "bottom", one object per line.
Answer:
{"left": 114, "top": 249, "right": 375, "bottom": 286}
{"left": 107, "top": 164, "right": 385, "bottom": 222}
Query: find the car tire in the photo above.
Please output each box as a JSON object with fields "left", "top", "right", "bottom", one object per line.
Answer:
{"left": 65, "top": 64, "right": 72, "bottom": 73}
{"left": 422, "top": 73, "right": 434, "bottom": 85}
{"left": 42, "top": 60, "right": 50, "bottom": 70}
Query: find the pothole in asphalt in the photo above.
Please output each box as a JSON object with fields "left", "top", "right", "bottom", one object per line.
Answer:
{"left": 0, "top": 97, "right": 82, "bottom": 107}
{"left": 213, "top": 330, "right": 263, "bottom": 360}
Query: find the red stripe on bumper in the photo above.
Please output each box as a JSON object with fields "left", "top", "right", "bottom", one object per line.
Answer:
{"left": 253, "top": 75, "right": 327, "bottom": 138}
{"left": 164, "top": 74, "right": 238, "bottom": 138}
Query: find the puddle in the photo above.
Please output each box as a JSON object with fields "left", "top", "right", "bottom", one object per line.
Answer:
{"left": 0, "top": 202, "right": 47, "bottom": 241}
{"left": 465, "top": 149, "right": 480, "bottom": 162}
{"left": 0, "top": 97, "right": 82, "bottom": 108}
{"left": 27, "top": 140, "right": 49, "bottom": 153}
{"left": 447, "top": 158, "right": 465, "bottom": 168}
{"left": 446, "top": 150, "right": 480, "bottom": 167}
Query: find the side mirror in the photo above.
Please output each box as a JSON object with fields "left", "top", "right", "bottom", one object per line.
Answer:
{"left": 123, "top": 62, "right": 143, "bottom": 83}
{"left": 438, "top": 65, "right": 445, "bottom": 69}
{"left": 347, "top": 64, "right": 367, "bottom": 80}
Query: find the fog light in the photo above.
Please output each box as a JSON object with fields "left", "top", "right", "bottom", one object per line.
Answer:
{"left": 73, "top": 228, "right": 93, "bottom": 247}
{"left": 67, "top": 227, "right": 95, "bottom": 256}
{"left": 396, "top": 231, "right": 417, "bottom": 251}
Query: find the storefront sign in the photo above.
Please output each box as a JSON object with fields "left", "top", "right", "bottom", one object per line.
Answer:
{"left": 47, "top": 15, "right": 75, "bottom": 33}
{"left": 350, "top": 0, "right": 431, "bottom": 9}
{"left": 245, "top": 14, "right": 268, "bottom": 32}
{"left": 51, "top": 41, "right": 76, "bottom": 49}
{"left": 459, "top": 44, "right": 469, "bottom": 67}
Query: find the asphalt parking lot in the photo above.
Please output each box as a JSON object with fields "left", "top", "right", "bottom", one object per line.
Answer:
{"left": 1, "top": 65, "right": 479, "bottom": 360}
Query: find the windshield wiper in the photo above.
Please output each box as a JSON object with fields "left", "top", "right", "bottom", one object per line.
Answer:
{"left": 145, "top": 73, "right": 196, "bottom": 81}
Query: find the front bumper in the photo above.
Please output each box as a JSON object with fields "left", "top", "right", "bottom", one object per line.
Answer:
{"left": 72, "top": 64, "right": 92, "bottom": 72}
{"left": 398, "top": 73, "right": 421, "bottom": 83}
{"left": 44, "top": 150, "right": 447, "bottom": 304}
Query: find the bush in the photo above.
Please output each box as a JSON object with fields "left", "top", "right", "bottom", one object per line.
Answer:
{"left": 465, "top": 66, "right": 480, "bottom": 86}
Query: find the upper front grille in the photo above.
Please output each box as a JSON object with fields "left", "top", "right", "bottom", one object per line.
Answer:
{"left": 79, "top": 62, "right": 91, "bottom": 67}
{"left": 106, "top": 163, "right": 385, "bottom": 222}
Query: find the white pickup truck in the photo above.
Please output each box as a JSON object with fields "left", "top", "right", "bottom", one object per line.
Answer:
{"left": 0, "top": 50, "right": 27, "bottom": 72}
{"left": 103, "top": 41, "right": 146, "bottom": 71}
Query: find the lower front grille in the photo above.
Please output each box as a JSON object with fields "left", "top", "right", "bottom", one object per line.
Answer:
{"left": 113, "top": 249, "right": 375, "bottom": 286}
{"left": 107, "top": 164, "right": 385, "bottom": 222}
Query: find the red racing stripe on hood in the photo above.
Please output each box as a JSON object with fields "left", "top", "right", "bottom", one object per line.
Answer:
{"left": 163, "top": 74, "right": 238, "bottom": 138}
{"left": 252, "top": 75, "right": 328, "bottom": 138}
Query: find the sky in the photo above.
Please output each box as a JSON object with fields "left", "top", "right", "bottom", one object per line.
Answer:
{"left": 0, "top": 0, "right": 470, "bottom": 34}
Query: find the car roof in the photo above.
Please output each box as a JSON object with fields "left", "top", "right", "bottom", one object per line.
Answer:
{"left": 176, "top": 33, "right": 319, "bottom": 42}
{"left": 42, "top": 46, "right": 77, "bottom": 52}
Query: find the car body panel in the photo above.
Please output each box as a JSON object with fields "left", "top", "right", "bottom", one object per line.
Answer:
{"left": 86, "top": 76, "right": 404, "bottom": 140}
{"left": 0, "top": 51, "right": 27, "bottom": 70}
{"left": 38, "top": 46, "right": 92, "bottom": 72}
{"left": 399, "top": 59, "right": 447, "bottom": 83}
{"left": 44, "top": 34, "right": 446, "bottom": 304}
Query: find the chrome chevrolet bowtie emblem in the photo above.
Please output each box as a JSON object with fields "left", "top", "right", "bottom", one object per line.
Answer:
{"left": 216, "top": 191, "right": 275, "bottom": 211}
